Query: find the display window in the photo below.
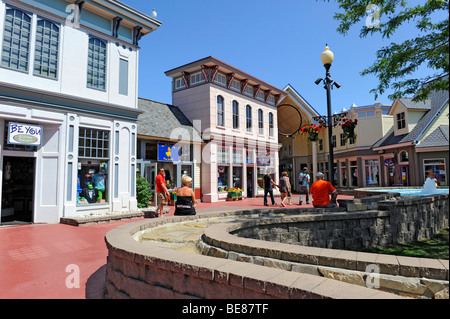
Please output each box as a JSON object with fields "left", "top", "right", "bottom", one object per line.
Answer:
{"left": 233, "top": 167, "right": 242, "bottom": 189}
{"left": 77, "top": 160, "right": 108, "bottom": 205}
{"left": 77, "top": 127, "right": 110, "bottom": 205}
{"left": 365, "top": 159, "right": 380, "bottom": 187}
{"left": 218, "top": 166, "right": 229, "bottom": 192}
{"left": 424, "top": 159, "right": 447, "bottom": 186}
{"left": 160, "top": 163, "right": 177, "bottom": 190}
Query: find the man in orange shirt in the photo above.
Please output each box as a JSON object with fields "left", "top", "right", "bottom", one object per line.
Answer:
{"left": 310, "top": 172, "right": 338, "bottom": 208}
{"left": 155, "top": 168, "right": 170, "bottom": 217}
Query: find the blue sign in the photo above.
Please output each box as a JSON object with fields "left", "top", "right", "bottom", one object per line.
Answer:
{"left": 257, "top": 156, "right": 271, "bottom": 166}
{"left": 158, "top": 143, "right": 179, "bottom": 162}
{"left": 384, "top": 158, "right": 395, "bottom": 168}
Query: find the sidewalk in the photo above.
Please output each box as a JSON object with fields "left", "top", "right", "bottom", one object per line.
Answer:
{"left": 0, "top": 195, "right": 351, "bottom": 299}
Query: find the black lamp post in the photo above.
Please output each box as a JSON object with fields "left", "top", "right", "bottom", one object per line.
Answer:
{"left": 313, "top": 45, "right": 345, "bottom": 186}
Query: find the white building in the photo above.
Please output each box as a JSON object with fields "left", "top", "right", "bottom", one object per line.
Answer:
{"left": 0, "top": 0, "right": 161, "bottom": 225}
{"left": 165, "top": 57, "right": 285, "bottom": 202}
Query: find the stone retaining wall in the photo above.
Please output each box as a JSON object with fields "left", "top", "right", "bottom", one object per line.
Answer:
{"left": 231, "top": 194, "right": 448, "bottom": 251}
{"left": 104, "top": 212, "right": 402, "bottom": 299}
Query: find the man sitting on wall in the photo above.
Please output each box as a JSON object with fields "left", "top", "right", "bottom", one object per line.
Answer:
{"left": 310, "top": 172, "right": 338, "bottom": 208}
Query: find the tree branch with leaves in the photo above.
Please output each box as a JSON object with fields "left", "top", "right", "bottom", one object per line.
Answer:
{"left": 325, "top": 0, "right": 449, "bottom": 101}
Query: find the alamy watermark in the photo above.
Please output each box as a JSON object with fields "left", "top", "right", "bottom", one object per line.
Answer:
{"left": 366, "top": 4, "right": 381, "bottom": 29}
{"left": 365, "top": 264, "right": 381, "bottom": 289}
{"left": 65, "top": 264, "right": 80, "bottom": 289}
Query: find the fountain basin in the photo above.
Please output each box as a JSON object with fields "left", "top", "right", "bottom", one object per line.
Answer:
{"left": 354, "top": 187, "right": 449, "bottom": 198}
{"left": 105, "top": 193, "right": 448, "bottom": 299}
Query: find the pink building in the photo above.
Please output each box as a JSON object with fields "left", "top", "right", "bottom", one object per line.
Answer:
{"left": 165, "top": 57, "right": 286, "bottom": 202}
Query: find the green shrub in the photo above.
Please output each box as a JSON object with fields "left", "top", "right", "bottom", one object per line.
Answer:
{"left": 136, "top": 174, "right": 152, "bottom": 208}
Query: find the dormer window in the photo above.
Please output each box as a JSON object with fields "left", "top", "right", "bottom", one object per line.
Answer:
{"left": 396, "top": 112, "right": 406, "bottom": 130}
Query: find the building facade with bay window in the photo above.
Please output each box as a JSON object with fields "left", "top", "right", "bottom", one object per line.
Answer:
{"left": 0, "top": 0, "right": 161, "bottom": 225}
{"left": 165, "top": 57, "right": 285, "bottom": 202}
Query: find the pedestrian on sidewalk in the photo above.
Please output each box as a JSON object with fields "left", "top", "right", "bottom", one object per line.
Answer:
{"left": 263, "top": 169, "right": 277, "bottom": 206}
{"left": 279, "top": 171, "right": 291, "bottom": 207}
{"left": 310, "top": 172, "right": 338, "bottom": 208}
{"left": 155, "top": 168, "right": 170, "bottom": 217}
{"left": 298, "top": 167, "right": 310, "bottom": 205}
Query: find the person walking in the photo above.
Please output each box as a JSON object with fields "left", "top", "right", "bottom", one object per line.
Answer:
{"left": 174, "top": 175, "right": 197, "bottom": 216}
{"left": 263, "top": 170, "right": 277, "bottom": 206}
{"left": 279, "top": 172, "right": 291, "bottom": 207}
{"left": 155, "top": 168, "right": 170, "bottom": 217}
{"left": 309, "top": 172, "right": 338, "bottom": 208}
{"left": 298, "top": 167, "right": 310, "bottom": 205}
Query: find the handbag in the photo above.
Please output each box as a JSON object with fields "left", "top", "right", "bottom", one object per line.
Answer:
{"left": 299, "top": 186, "right": 308, "bottom": 194}
{"left": 299, "top": 174, "right": 308, "bottom": 194}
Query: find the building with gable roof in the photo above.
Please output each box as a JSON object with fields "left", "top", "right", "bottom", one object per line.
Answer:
{"left": 165, "top": 56, "right": 286, "bottom": 202}
{"left": 0, "top": 0, "right": 161, "bottom": 224}
{"left": 373, "top": 87, "right": 449, "bottom": 187}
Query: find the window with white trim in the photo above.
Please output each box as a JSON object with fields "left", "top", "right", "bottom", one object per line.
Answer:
{"left": 87, "top": 36, "right": 107, "bottom": 91}
{"left": 190, "top": 71, "right": 204, "bottom": 86}
{"left": 258, "top": 109, "right": 264, "bottom": 135}
{"left": 269, "top": 112, "right": 274, "bottom": 137}
{"left": 174, "top": 77, "right": 185, "bottom": 90}
{"left": 217, "top": 95, "right": 224, "bottom": 127}
{"left": 230, "top": 79, "right": 241, "bottom": 92}
{"left": 396, "top": 112, "right": 406, "bottom": 130}
{"left": 1, "top": 7, "right": 32, "bottom": 71}
{"left": 33, "top": 18, "right": 59, "bottom": 79}
{"left": 232, "top": 100, "right": 239, "bottom": 129}
{"left": 244, "top": 85, "right": 254, "bottom": 97}
{"left": 246, "top": 105, "right": 252, "bottom": 132}
{"left": 214, "top": 73, "right": 226, "bottom": 86}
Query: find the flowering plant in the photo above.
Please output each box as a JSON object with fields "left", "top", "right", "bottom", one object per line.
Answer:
{"left": 339, "top": 118, "right": 358, "bottom": 143}
{"left": 300, "top": 123, "right": 323, "bottom": 142}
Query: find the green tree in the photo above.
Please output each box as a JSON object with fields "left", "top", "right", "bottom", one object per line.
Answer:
{"left": 328, "top": 0, "right": 449, "bottom": 101}
{"left": 136, "top": 174, "right": 152, "bottom": 209}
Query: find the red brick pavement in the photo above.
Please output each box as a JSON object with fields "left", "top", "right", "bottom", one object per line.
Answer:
{"left": 0, "top": 194, "right": 352, "bottom": 299}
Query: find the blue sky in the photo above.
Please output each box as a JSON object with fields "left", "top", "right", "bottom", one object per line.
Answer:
{"left": 123, "top": 0, "right": 435, "bottom": 116}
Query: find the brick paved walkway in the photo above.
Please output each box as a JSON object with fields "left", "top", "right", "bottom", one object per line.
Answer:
{"left": 0, "top": 194, "right": 352, "bottom": 299}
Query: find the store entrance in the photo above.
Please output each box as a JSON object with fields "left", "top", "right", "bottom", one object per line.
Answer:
{"left": 246, "top": 167, "right": 254, "bottom": 198}
{"left": 1, "top": 157, "right": 35, "bottom": 225}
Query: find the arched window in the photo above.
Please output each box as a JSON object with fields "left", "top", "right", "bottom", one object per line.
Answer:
{"left": 232, "top": 100, "right": 239, "bottom": 129}
{"left": 246, "top": 105, "right": 252, "bottom": 132}
{"left": 1, "top": 7, "right": 32, "bottom": 71}
{"left": 217, "top": 95, "right": 224, "bottom": 126}
{"left": 258, "top": 109, "right": 264, "bottom": 135}
{"left": 34, "top": 19, "right": 60, "bottom": 78}
{"left": 400, "top": 151, "right": 409, "bottom": 163}
{"left": 87, "top": 36, "right": 107, "bottom": 90}
{"left": 269, "top": 112, "right": 274, "bottom": 137}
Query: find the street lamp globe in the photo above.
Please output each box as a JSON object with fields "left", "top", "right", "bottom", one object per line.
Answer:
{"left": 320, "top": 44, "right": 334, "bottom": 66}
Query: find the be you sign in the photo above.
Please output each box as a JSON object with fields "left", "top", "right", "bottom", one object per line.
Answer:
{"left": 8, "top": 122, "right": 43, "bottom": 146}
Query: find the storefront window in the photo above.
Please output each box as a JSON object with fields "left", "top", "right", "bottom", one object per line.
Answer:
{"left": 424, "top": 159, "right": 447, "bottom": 186}
{"left": 233, "top": 167, "right": 242, "bottom": 189}
{"left": 77, "top": 128, "right": 109, "bottom": 205}
{"left": 350, "top": 161, "right": 358, "bottom": 187}
{"left": 218, "top": 166, "right": 228, "bottom": 192}
{"left": 365, "top": 159, "right": 380, "bottom": 187}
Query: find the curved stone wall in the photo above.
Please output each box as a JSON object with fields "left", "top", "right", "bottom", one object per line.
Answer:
{"left": 105, "top": 210, "right": 402, "bottom": 299}
{"left": 104, "top": 193, "right": 449, "bottom": 299}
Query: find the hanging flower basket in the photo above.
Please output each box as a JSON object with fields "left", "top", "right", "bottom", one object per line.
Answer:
{"left": 339, "top": 118, "right": 358, "bottom": 143}
{"left": 300, "top": 123, "right": 323, "bottom": 142}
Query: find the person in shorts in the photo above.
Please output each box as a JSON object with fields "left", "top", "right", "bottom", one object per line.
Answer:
{"left": 155, "top": 168, "right": 170, "bottom": 217}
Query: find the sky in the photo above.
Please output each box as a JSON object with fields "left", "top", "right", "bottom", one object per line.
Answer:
{"left": 122, "top": 0, "right": 438, "bottom": 116}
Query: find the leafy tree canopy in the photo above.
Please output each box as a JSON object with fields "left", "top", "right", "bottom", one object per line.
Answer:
{"left": 326, "top": 0, "right": 449, "bottom": 101}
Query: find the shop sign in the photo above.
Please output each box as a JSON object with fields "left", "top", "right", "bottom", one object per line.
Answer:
{"left": 384, "top": 158, "right": 395, "bottom": 168}
{"left": 257, "top": 156, "right": 271, "bottom": 166}
{"left": 158, "top": 143, "right": 179, "bottom": 162}
{"left": 8, "top": 122, "right": 43, "bottom": 146}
